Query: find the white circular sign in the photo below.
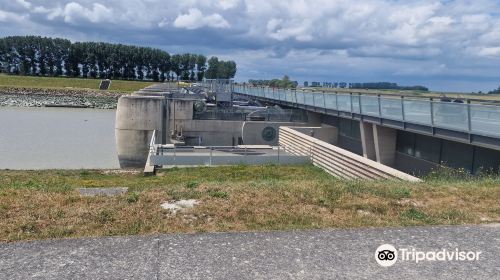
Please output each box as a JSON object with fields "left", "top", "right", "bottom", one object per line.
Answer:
{"left": 375, "top": 244, "right": 398, "bottom": 267}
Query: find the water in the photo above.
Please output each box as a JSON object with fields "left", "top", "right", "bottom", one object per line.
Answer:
{"left": 0, "top": 107, "right": 119, "bottom": 169}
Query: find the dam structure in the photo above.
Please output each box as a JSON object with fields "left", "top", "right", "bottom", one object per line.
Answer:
{"left": 233, "top": 85, "right": 500, "bottom": 176}
{"left": 115, "top": 80, "right": 312, "bottom": 172}
{"left": 116, "top": 80, "right": 499, "bottom": 180}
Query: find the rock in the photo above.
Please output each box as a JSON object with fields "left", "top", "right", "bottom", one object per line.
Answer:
{"left": 161, "top": 199, "right": 199, "bottom": 214}
{"left": 0, "top": 87, "right": 124, "bottom": 109}
{"left": 396, "top": 198, "right": 424, "bottom": 207}
{"left": 357, "top": 209, "right": 371, "bottom": 216}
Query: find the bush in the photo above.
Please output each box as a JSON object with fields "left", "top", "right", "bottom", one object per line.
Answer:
{"left": 127, "top": 192, "right": 139, "bottom": 203}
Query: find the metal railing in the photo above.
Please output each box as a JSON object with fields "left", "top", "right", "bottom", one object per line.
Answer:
{"left": 193, "top": 108, "right": 308, "bottom": 122}
{"left": 234, "top": 85, "right": 500, "bottom": 138}
{"left": 148, "top": 130, "right": 158, "bottom": 157}
{"left": 149, "top": 145, "right": 308, "bottom": 166}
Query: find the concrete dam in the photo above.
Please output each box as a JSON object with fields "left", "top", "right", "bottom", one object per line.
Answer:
{"left": 115, "top": 80, "right": 500, "bottom": 180}
{"left": 115, "top": 80, "right": 312, "bottom": 170}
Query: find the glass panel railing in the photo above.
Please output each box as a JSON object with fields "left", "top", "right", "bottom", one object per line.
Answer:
{"left": 380, "top": 97, "right": 403, "bottom": 120}
{"left": 470, "top": 104, "right": 500, "bottom": 137}
{"left": 403, "top": 99, "right": 432, "bottom": 125}
{"left": 251, "top": 88, "right": 257, "bottom": 97}
{"left": 296, "top": 91, "right": 305, "bottom": 105}
{"left": 278, "top": 89, "right": 286, "bottom": 101}
{"left": 337, "top": 94, "right": 351, "bottom": 112}
{"left": 433, "top": 102, "right": 469, "bottom": 131}
{"left": 267, "top": 89, "right": 272, "bottom": 99}
{"left": 360, "top": 96, "right": 380, "bottom": 116}
{"left": 352, "top": 95, "right": 360, "bottom": 114}
{"left": 271, "top": 89, "right": 277, "bottom": 100}
{"left": 314, "top": 92, "right": 325, "bottom": 108}
{"left": 285, "top": 90, "right": 291, "bottom": 102}
{"left": 304, "top": 92, "right": 315, "bottom": 106}
{"left": 324, "top": 93, "right": 337, "bottom": 110}
{"left": 275, "top": 90, "right": 281, "bottom": 100}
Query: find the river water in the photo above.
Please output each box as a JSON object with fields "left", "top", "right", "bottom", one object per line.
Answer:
{"left": 0, "top": 107, "right": 119, "bottom": 169}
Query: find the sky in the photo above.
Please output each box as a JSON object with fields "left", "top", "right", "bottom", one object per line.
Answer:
{"left": 1, "top": 0, "right": 500, "bottom": 92}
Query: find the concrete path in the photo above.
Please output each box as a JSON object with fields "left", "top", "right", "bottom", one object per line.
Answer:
{"left": 0, "top": 224, "right": 499, "bottom": 279}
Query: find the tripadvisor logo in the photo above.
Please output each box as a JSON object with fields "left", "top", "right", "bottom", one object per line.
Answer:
{"left": 375, "top": 244, "right": 482, "bottom": 267}
{"left": 375, "top": 244, "right": 398, "bottom": 267}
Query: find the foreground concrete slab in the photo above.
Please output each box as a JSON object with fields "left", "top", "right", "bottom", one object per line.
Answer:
{"left": 1, "top": 224, "right": 499, "bottom": 279}
{"left": 0, "top": 236, "right": 158, "bottom": 279}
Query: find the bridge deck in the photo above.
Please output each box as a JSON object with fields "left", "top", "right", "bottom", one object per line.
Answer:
{"left": 234, "top": 86, "right": 500, "bottom": 149}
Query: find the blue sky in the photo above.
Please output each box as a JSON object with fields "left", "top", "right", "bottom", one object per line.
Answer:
{"left": 1, "top": 0, "right": 500, "bottom": 92}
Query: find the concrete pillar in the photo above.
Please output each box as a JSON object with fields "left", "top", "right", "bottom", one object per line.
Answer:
{"left": 373, "top": 125, "right": 397, "bottom": 166}
{"left": 360, "top": 122, "right": 376, "bottom": 160}
{"left": 115, "top": 96, "right": 164, "bottom": 168}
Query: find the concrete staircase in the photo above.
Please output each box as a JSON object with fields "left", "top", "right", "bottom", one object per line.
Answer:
{"left": 279, "top": 126, "right": 421, "bottom": 182}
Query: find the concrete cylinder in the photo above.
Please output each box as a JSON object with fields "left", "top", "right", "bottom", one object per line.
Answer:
{"left": 115, "top": 95, "right": 164, "bottom": 168}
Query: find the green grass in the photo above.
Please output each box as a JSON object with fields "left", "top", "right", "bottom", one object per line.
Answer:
{"left": 0, "top": 164, "right": 498, "bottom": 242}
{"left": 0, "top": 74, "right": 155, "bottom": 92}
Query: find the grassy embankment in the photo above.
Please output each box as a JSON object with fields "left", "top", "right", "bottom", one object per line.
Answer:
{"left": 0, "top": 74, "right": 155, "bottom": 93}
{"left": 0, "top": 165, "right": 498, "bottom": 242}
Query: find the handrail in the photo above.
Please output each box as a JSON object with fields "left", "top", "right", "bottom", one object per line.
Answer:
{"left": 234, "top": 84, "right": 500, "bottom": 105}
{"left": 234, "top": 85, "right": 500, "bottom": 139}
{"left": 149, "top": 130, "right": 157, "bottom": 156}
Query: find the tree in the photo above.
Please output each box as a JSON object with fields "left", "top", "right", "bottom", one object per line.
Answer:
{"left": 0, "top": 35, "right": 233, "bottom": 82}
{"left": 488, "top": 86, "right": 500, "bottom": 94}
{"left": 206, "top": 56, "right": 219, "bottom": 79}
{"left": 196, "top": 55, "right": 206, "bottom": 81}
{"left": 170, "top": 54, "right": 182, "bottom": 81}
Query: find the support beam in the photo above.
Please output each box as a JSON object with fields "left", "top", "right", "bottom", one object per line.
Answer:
{"left": 373, "top": 125, "right": 397, "bottom": 166}
{"left": 360, "top": 122, "right": 376, "bottom": 160}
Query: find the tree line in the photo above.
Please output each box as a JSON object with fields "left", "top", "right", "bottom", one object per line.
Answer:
{"left": 0, "top": 36, "right": 237, "bottom": 81}
{"left": 248, "top": 75, "right": 298, "bottom": 88}
{"left": 488, "top": 86, "right": 500, "bottom": 94}
{"left": 304, "top": 81, "right": 428, "bottom": 91}
{"left": 349, "top": 82, "right": 428, "bottom": 91}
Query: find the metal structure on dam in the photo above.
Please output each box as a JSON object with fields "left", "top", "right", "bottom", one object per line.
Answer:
{"left": 115, "top": 80, "right": 313, "bottom": 172}
{"left": 115, "top": 80, "right": 500, "bottom": 178}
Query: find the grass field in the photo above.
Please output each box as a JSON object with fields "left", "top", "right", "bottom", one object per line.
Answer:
{"left": 0, "top": 164, "right": 498, "bottom": 242}
{"left": 0, "top": 74, "right": 155, "bottom": 92}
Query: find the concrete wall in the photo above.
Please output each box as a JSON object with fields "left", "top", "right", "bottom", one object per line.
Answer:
{"left": 279, "top": 126, "right": 420, "bottom": 181}
{"left": 170, "top": 99, "right": 194, "bottom": 120}
{"left": 174, "top": 119, "right": 244, "bottom": 146}
{"left": 306, "top": 111, "right": 323, "bottom": 126}
{"left": 395, "top": 152, "right": 438, "bottom": 176}
{"left": 115, "top": 95, "right": 164, "bottom": 168}
{"left": 373, "top": 125, "right": 397, "bottom": 167}
{"left": 291, "top": 125, "right": 338, "bottom": 145}
{"left": 242, "top": 122, "right": 309, "bottom": 145}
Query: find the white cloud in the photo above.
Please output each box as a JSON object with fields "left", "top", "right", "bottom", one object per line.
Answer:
{"left": 0, "top": 9, "right": 26, "bottom": 22}
{"left": 478, "top": 47, "right": 500, "bottom": 57}
{"left": 266, "top": 18, "right": 313, "bottom": 41}
{"left": 217, "top": 0, "right": 240, "bottom": 10}
{"left": 158, "top": 18, "right": 169, "bottom": 28}
{"left": 2, "top": 0, "right": 500, "bottom": 91}
{"left": 173, "top": 8, "right": 230, "bottom": 29}
{"left": 62, "top": 2, "right": 113, "bottom": 24}
{"left": 16, "top": 0, "right": 32, "bottom": 9}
